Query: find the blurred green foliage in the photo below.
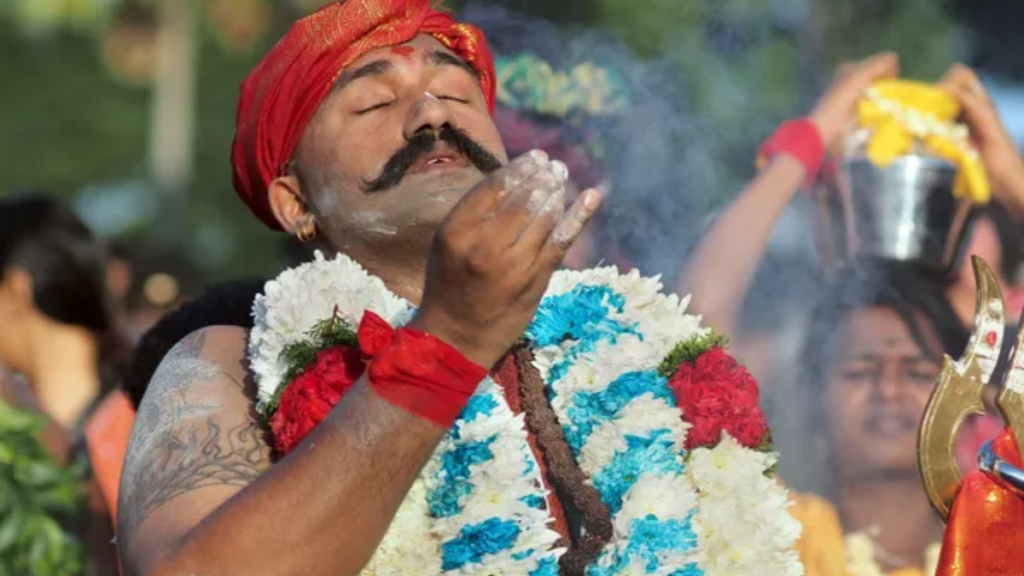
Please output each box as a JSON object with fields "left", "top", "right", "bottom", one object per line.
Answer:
{"left": 0, "top": 402, "right": 84, "bottom": 576}
{"left": 0, "top": 0, "right": 966, "bottom": 281}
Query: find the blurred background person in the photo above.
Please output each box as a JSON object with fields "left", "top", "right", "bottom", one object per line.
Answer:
{"left": 462, "top": 3, "right": 672, "bottom": 272}
{"left": 0, "top": 191, "right": 122, "bottom": 574}
{"left": 678, "top": 54, "right": 1022, "bottom": 574}
{"left": 789, "top": 263, "right": 964, "bottom": 576}
{"left": 0, "top": 192, "right": 126, "bottom": 434}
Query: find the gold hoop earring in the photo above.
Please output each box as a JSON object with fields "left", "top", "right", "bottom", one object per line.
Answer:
{"left": 296, "top": 216, "right": 316, "bottom": 243}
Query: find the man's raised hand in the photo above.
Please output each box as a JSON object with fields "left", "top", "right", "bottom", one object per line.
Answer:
{"left": 411, "top": 150, "right": 603, "bottom": 369}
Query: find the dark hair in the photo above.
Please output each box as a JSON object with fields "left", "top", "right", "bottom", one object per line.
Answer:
{"left": 0, "top": 192, "right": 127, "bottom": 396}
{"left": 981, "top": 202, "right": 1024, "bottom": 282}
{"left": 802, "top": 260, "right": 967, "bottom": 387}
{"left": 778, "top": 259, "right": 967, "bottom": 493}
{"left": 124, "top": 278, "right": 266, "bottom": 409}
{"left": 0, "top": 193, "right": 111, "bottom": 332}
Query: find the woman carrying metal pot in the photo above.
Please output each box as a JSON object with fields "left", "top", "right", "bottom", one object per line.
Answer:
{"left": 680, "top": 55, "right": 1023, "bottom": 576}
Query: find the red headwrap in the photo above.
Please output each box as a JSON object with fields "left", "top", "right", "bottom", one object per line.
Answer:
{"left": 231, "top": 0, "right": 496, "bottom": 230}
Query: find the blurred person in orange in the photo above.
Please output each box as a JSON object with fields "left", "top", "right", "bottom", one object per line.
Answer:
{"left": 82, "top": 241, "right": 141, "bottom": 524}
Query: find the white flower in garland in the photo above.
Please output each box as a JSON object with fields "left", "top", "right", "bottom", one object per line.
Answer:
{"left": 249, "top": 251, "right": 414, "bottom": 411}
{"left": 687, "top": 434, "right": 803, "bottom": 576}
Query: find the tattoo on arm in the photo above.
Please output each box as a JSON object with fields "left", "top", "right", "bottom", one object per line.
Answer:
{"left": 118, "top": 331, "right": 271, "bottom": 545}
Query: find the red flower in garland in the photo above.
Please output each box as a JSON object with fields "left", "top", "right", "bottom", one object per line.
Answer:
{"left": 270, "top": 345, "right": 365, "bottom": 455}
{"left": 668, "top": 346, "right": 769, "bottom": 450}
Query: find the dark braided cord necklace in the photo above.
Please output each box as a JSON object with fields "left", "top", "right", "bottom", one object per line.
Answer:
{"left": 513, "top": 345, "right": 613, "bottom": 576}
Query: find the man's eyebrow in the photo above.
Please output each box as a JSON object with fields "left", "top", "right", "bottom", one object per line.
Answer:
{"left": 332, "top": 59, "right": 392, "bottom": 93}
{"left": 426, "top": 50, "right": 479, "bottom": 79}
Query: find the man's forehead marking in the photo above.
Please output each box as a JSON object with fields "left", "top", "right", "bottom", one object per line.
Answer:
{"left": 391, "top": 46, "right": 415, "bottom": 56}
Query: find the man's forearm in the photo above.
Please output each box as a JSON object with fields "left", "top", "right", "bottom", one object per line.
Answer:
{"left": 679, "top": 156, "right": 805, "bottom": 334}
{"left": 136, "top": 380, "right": 448, "bottom": 576}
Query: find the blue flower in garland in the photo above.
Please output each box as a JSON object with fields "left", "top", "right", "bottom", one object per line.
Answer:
{"left": 513, "top": 548, "right": 535, "bottom": 561}
{"left": 527, "top": 285, "right": 637, "bottom": 383}
{"left": 591, "top": 430, "right": 683, "bottom": 514}
{"left": 520, "top": 494, "right": 546, "bottom": 509}
{"left": 428, "top": 436, "right": 496, "bottom": 518}
{"left": 460, "top": 394, "right": 498, "bottom": 424}
{"left": 530, "top": 555, "right": 562, "bottom": 576}
{"left": 586, "top": 513, "right": 701, "bottom": 576}
{"left": 441, "top": 518, "right": 522, "bottom": 571}
{"left": 428, "top": 481, "right": 473, "bottom": 519}
{"left": 452, "top": 394, "right": 499, "bottom": 440}
{"left": 564, "top": 370, "right": 671, "bottom": 454}
{"left": 625, "top": 513, "right": 700, "bottom": 572}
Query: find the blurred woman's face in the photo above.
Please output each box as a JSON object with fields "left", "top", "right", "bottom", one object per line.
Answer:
{"left": 824, "top": 306, "right": 942, "bottom": 480}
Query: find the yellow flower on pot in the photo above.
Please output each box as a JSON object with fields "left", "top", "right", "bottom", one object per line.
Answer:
{"left": 856, "top": 79, "right": 990, "bottom": 203}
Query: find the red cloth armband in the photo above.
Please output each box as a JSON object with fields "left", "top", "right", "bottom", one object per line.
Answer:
{"left": 756, "top": 118, "right": 825, "bottom": 189}
{"left": 358, "top": 311, "right": 487, "bottom": 428}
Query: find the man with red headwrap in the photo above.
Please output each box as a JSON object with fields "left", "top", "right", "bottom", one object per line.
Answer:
{"left": 116, "top": 1, "right": 600, "bottom": 575}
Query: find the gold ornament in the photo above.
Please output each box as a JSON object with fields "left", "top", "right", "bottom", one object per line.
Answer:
{"left": 918, "top": 256, "right": 1024, "bottom": 520}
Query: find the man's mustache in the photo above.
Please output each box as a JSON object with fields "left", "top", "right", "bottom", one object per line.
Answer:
{"left": 361, "top": 126, "right": 504, "bottom": 193}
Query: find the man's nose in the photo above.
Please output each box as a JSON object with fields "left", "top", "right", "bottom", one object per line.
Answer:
{"left": 403, "top": 93, "right": 455, "bottom": 141}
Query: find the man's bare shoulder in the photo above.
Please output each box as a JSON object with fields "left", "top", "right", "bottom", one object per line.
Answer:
{"left": 117, "top": 325, "right": 272, "bottom": 562}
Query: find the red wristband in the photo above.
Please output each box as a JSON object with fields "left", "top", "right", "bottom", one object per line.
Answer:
{"left": 756, "top": 118, "right": 825, "bottom": 189}
{"left": 357, "top": 311, "right": 487, "bottom": 428}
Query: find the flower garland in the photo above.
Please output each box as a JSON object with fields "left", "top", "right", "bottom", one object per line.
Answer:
{"left": 248, "top": 252, "right": 802, "bottom": 575}
{"left": 249, "top": 252, "right": 560, "bottom": 576}
{"left": 527, "top": 267, "right": 802, "bottom": 576}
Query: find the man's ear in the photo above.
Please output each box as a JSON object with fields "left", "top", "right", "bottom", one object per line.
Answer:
{"left": 268, "top": 174, "right": 311, "bottom": 234}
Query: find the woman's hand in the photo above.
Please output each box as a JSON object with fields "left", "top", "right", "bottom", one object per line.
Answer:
{"left": 809, "top": 52, "right": 900, "bottom": 147}
{"left": 939, "top": 64, "right": 1024, "bottom": 216}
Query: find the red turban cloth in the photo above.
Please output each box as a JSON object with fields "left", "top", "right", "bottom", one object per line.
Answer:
{"left": 231, "top": 0, "right": 496, "bottom": 230}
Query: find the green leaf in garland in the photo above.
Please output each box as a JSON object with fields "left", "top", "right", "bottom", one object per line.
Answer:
{"left": 656, "top": 331, "right": 729, "bottom": 378}
{"left": 755, "top": 433, "right": 779, "bottom": 477}
{"left": 263, "top": 306, "right": 359, "bottom": 419}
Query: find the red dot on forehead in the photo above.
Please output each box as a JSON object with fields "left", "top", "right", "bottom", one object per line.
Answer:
{"left": 391, "top": 46, "right": 415, "bottom": 56}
